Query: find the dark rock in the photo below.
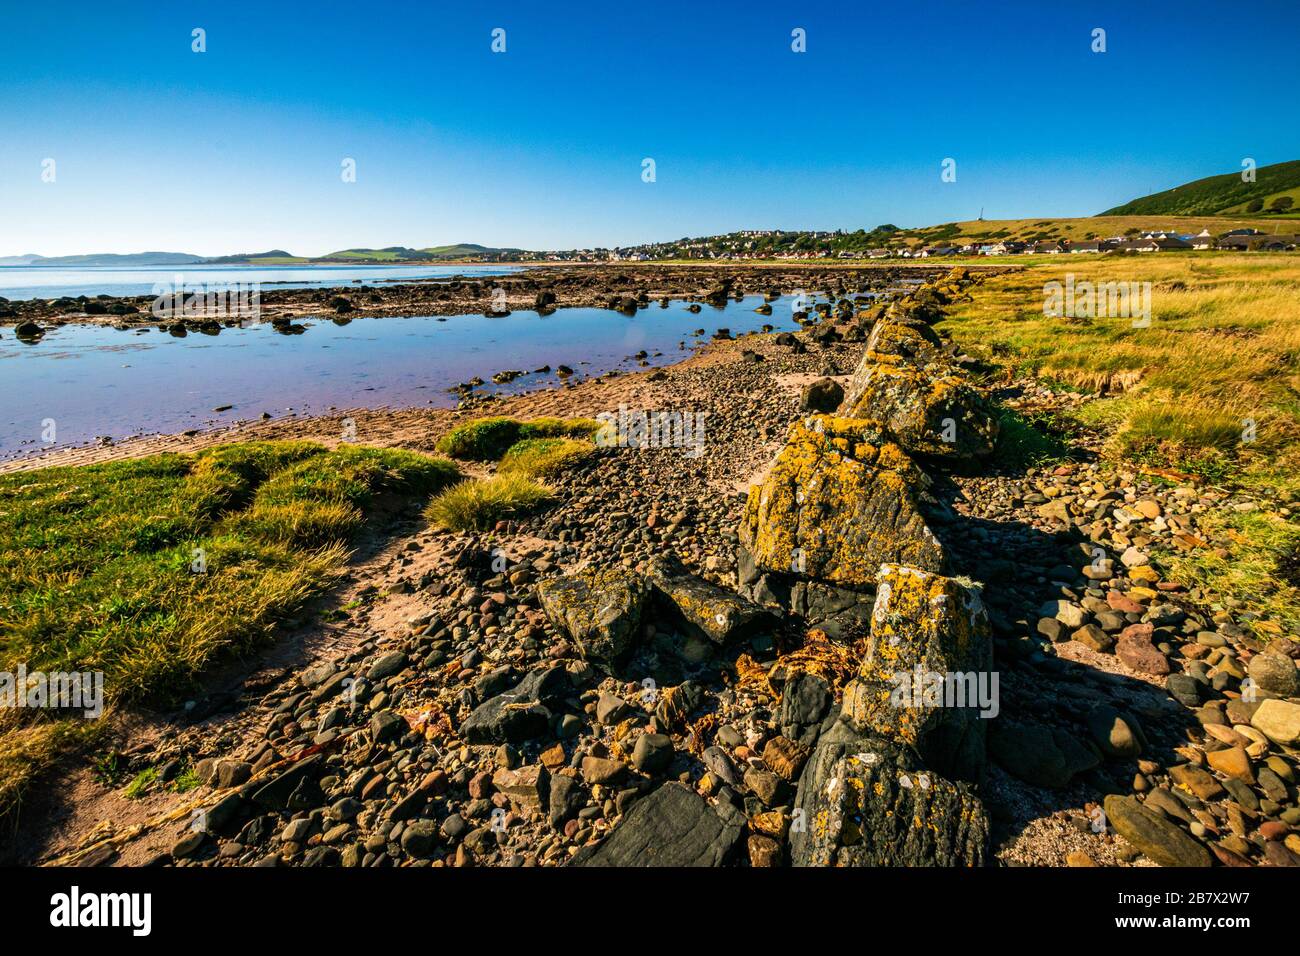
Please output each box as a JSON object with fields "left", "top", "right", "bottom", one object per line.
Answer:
{"left": 570, "top": 783, "right": 745, "bottom": 867}
{"left": 779, "top": 672, "right": 831, "bottom": 747}
{"left": 536, "top": 567, "right": 651, "bottom": 669}
{"left": 791, "top": 722, "right": 989, "bottom": 866}
{"left": 1104, "top": 795, "right": 1211, "bottom": 867}
{"left": 801, "top": 377, "right": 844, "bottom": 413}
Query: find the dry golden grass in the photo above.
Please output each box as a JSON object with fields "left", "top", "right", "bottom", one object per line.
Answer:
{"left": 939, "top": 252, "right": 1300, "bottom": 633}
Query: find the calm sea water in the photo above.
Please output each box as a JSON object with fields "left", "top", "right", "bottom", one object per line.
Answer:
{"left": 0, "top": 295, "right": 810, "bottom": 458}
{"left": 0, "top": 264, "right": 523, "bottom": 301}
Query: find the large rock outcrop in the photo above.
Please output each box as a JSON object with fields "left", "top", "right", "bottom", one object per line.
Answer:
{"left": 739, "top": 415, "right": 945, "bottom": 589}
{"left": 840, "top": 354, "right": 998, "bottom": 460}
{"left": 790, "top": 722, "right": 989, "bottom": 867}
{"left": 840, "top": 565, "right": 994, "bottom": 783}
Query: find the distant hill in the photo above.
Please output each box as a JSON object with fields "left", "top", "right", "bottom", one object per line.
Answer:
{"left": 1100, "top": 160, "right": 1300, "bottom": 218}
{"left": 203, "top": 250, "right": 299, "bottom": 264}
{"left": 4, "top": 251, "right": 207, "bottom": 267}
{"left": 0, "top": 244, "right": 531, "bottom": 267}
{"left": 421, "top": 243, "right": 525, "bottom": 260}
{"left": 317, "top": 246, "right": 438, "bottom": 262}
{"left": 317, "top": 244, "right": 526, "bottom": 262}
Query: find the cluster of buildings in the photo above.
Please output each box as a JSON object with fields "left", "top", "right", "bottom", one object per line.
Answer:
{"left": 863, "top": 228, "right": 1298, "bottom": 259}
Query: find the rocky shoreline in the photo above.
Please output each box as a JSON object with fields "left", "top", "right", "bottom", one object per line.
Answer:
{"left": 0, "top": 263, "right": 1009, "bottom": 335}
{"left": 21, "top": 269, "right": 1299, "bottom": 870}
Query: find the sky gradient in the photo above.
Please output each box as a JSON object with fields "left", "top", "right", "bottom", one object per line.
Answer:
{"left": 2, "top": 0, "right": 1297, "bottom": 257}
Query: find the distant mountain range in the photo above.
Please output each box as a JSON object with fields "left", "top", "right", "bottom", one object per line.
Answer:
{"left": 0, "top": 245, "right": 526, "bottom": 267}
{"left": 4, "top": 161, "right": 1295, "bottom": 268}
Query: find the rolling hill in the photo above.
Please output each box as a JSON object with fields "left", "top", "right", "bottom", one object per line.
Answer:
{"left": 1100, "top": 159, "right": 1300, "bottom": 218}
{"left": 316, "top": 244, "right": 526, "bottom": 262}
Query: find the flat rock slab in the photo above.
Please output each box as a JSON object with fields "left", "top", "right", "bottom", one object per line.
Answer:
{"left": 570, "top": 783, "right": 745, "bottom": 867}
{"left": 647, "top": 553, "right": 773, "bottom": 644}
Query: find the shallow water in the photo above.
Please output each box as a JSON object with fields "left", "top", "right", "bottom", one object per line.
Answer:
{"left": 0, "top": 264, "right": 523, "bottom": 301}
{"left": 0, "top": 295, "right": 813, "bottom": 458}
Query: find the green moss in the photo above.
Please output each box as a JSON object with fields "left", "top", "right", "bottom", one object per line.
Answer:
{"left": 437, "top": 416, "right": 600, "bottom": 460}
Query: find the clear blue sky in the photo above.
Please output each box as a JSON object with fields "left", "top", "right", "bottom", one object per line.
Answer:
{"left": 2, "top": 0, "right": 1296, "bottom": 257}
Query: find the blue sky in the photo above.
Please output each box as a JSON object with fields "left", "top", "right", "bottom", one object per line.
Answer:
{"left": 1, "top": 1, "right": 1296, "bottom": 257}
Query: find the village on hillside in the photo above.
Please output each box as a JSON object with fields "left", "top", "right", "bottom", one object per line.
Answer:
{"left": 525, "top": 226, "right": 1299, "bottom": 263}
{"left": 865, "top": 227, "right": 1300, "bottom": 259}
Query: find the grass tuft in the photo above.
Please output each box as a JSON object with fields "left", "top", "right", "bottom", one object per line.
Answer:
{"left": 498, "top": 437, "right": 595, "bottom": 479}
{"left": 425, "top": 475, "right": 552, "bottom": 531}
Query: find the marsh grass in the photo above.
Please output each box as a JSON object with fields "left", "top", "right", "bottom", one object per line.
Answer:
{"left": 0, "top": 441, "right": 458, "bottom": 819}
{"left": 498, "top": 437, "right": 595, "bottom": 479}
{"left": 425, "top": 474, "right": 552, "bottom": 531}
{"left": 941, "top": 253, "right": 1300, "bottom": 634}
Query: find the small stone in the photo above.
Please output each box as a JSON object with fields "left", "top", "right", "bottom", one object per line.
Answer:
{"left": 1252, "top": 699, "right": 1300, "bottom": 747}
{"left": 1104, "top": 795, "right": 1211, "bottom": 867}
{"left": 1248, "top": 653, "right": 1299, "bottom": 697}
{"left": 1072, "top": 624, "right": 1114, "bottom": 653}
{"left": 1205, "top": 746, "right": 1254, "bottom": 783}
{"left": 748, "top": 834, "right": 782, "bottom": 867}
{"left": 1040, "top": 600, "right": 1087, "bottom": 629}
{"left": 1120, "top": 547, "right": 1149, "bottom": 568}
{"left": 581, "top": 756, "right": 627, "bottom": 786}
{"left": 1087, "top": 705, "right": 1142, "bottom": 757}
{"left": 1169, "top": 763, "right": 1225, "bottom": 801}
{"left": 761, "top": 736, "right": 811, "bottom": 782}
{"left": 632, "top": 733, "right": 674, "bottom": 774}
{"left": 400, "top": 820, "right": 439, "bottom": 858}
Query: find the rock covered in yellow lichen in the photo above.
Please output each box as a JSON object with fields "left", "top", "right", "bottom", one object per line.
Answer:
{"left": 789, "top": 723, "right": 989, "bottom": 867}
{"left": 646, "top": 553, "right": 773, "bottom": 644}
{"left": 738, "top": 415, "right": 945, "bottom": 588}
{"left": 863, "top": 315, "right": 946, "bottom": 365}
{"left": 840, "top": 564, "right": 994, "bottom": 782}
{"left": 536, "top": 566, "right": 651, "bottom": 670}
{"left": 840, "top": 351, "right": 998, "bottom": 460}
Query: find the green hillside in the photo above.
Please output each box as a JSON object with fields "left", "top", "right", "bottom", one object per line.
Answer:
{"left": 421, "top": 243, "right": 524, "bottom": 259}
{"left": 316, "top": 246, "right": 437, "bottom": 262}
{"left": 1100, "top": 160, "right": 1300, "bottom": 218}
{"left": 314, "top": 244, "right": 526, "bottom": 262}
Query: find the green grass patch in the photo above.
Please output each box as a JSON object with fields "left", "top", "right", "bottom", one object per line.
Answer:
{"left": 437, "top": 416, "right": 599, "bottom": 461}
{"left": 498, "top": 437, "right": 595, "bottom": 479}
{"left": 124, "top": 766, "right": 159, "bottom": 800}
{"left": 1166, "top": 508, "right": 1300, "bottom": 636}
{"left": 0, "top": 441, "right": 458, "bottom": 820}
{"left": 992, "top": 409, "right": 1073, "bottom": 469}
{"left": 425, "top": 475, "right": 552, "bottom": 531}
{"left": 170, "top": 766, "right": 203, "bottom": 793}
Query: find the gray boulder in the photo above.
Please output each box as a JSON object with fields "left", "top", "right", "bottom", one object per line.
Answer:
{"left": 536, "top": 567, "right": 651, "bottom": 670}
